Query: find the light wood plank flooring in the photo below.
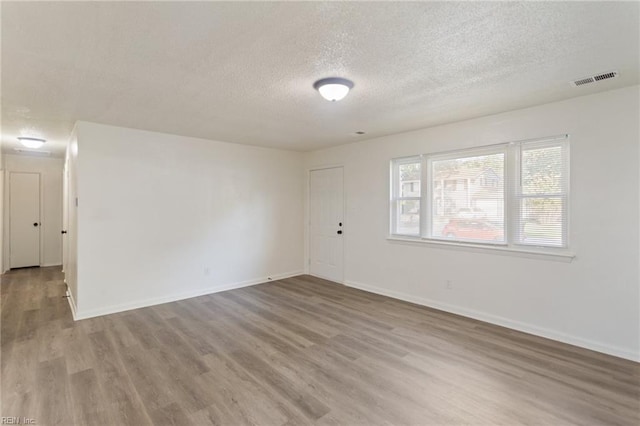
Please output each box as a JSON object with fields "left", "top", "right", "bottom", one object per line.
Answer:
{"left": 1, "top": 266, "right": 639, "bottom": 425}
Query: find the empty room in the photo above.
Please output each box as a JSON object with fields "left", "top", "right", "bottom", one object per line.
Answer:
{"left": 1, "top": 1, "right": 639, "bottom": 425}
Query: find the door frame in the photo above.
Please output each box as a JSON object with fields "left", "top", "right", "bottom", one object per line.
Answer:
{"left": 8, "top": 171, "right": 43, "bottom": 269}
{"left": 62, "top": 160, "right": 69, "bottom": 274}
{"left": 306, "top": 164, "right": 345, "bottom": 283}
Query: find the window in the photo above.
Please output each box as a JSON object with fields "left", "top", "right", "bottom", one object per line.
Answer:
{"left": 429, "top": 148, "right": 505, "bottom": 244}
{"left": 390, "top": 135, "right": 569, "bottom": 250}
{"left": 515, "top": 140, "right": 569, "bottom": 247}
{"left": 390, "top": 158, "right": 421, "bottom": 236}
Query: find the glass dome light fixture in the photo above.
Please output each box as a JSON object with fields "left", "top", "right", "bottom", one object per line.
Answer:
{"left": 18, "top": 136, "right": 46, "bottom": 149}
{"left": 313, "top": 77, "right": 354, "bottom": 102}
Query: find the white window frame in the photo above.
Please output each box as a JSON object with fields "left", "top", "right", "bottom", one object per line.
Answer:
{"left": 389, "top": 135, "right": 571, "bottom": 257}
{"left": 390, "top": 156, "right": 422, "bottom": 236}
{"left": 512, "top": 138, "right": 570, "bottom": 249}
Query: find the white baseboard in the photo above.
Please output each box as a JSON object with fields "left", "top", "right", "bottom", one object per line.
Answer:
{"left": 344, "top": 279, "right": 639, "bottom": 363}
{"left": 66, "top": 289, "right": 77, "bottom": 321}
{"left": 74, "top": 270, "right": 303, "bottom": 320}
{"left": 1, "top": 264, "right": 61, "bottom": 272}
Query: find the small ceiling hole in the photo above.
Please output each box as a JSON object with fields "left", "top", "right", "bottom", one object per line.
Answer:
{"left": 355, "top": 131, "right": 365, "bottom": 135}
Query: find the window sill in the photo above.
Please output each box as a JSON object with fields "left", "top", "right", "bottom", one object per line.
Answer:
{"left": 387, "top": 235, "right": 575, "bottom": 262}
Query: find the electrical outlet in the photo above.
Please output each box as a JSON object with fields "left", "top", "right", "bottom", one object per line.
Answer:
{"left": 445, "top": 280, "right": 453, "bottom": 290}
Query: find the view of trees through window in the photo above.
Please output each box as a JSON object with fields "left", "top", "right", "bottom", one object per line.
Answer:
{"left": 519, "top": 146, "right": 565, "bottom": 246}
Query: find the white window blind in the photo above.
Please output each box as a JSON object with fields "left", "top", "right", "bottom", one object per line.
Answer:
{"left": 513, "top": 138, "right": 569, "bottom": 247}
{"left": 390, "top": 157, "right": 421, "bottom": 236}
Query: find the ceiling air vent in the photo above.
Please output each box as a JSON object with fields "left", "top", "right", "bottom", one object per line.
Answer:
{"left": 571, "top": 71, "right": 618, "bottom": 87}
{"left": 594, "top": 71, "right": 617, "bottom": 81}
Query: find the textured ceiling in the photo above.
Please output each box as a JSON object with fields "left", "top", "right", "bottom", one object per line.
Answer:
{"left": 2, "top": 1, "right": 639, "bottom": 157}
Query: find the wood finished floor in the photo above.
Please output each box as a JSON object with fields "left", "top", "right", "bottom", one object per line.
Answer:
{"left": 1, "top": 267, "right": 639, "bottom": 425}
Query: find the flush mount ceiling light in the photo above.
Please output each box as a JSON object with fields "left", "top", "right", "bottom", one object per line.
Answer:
{"left": 313, "top": 77, "right": 354, "bottom": 102}
{"left": 18, "top": 136, "right": 46, "bottom": 149}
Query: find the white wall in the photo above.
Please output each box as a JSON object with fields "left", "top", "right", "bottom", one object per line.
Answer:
{"left": 72, "top": 122, "right": 304, "bottom": 318}
{"left": 65, "top": 128, "right": 79, "bottom": 312}
{"left": 304, "top": 86, "right": 640, "bottom": 361}
{"left": 0, "top": 148, "right": 4, "bottom": 273}
{"left": 3, "top": 154, "right": 64, "bottom": 270}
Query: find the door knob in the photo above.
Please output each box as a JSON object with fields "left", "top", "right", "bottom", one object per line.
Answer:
{"left": 61, "top": 230, "right": 67, "bottom": 234}
{"left": 33, "top": 223, "right": 39, "bottom": 227}
{"left": 337, "top": 230, "right": 343, "bottom": 235}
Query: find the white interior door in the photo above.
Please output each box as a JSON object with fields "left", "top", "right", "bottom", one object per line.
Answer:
{"left": 10, "top": 172, "right": 41, "bottom": 268}
{"left": 309, "top": 167, "right": 344, "bottom": 283}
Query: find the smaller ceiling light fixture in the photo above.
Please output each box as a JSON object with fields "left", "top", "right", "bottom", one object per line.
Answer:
{"left": 18, "top": 136, "right": 46, "bottom": 149}
{"left": 313, "top": 77, "right": 354, "bottom": 102}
